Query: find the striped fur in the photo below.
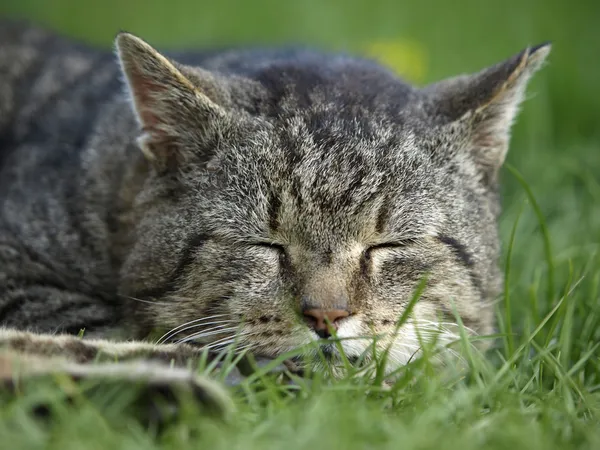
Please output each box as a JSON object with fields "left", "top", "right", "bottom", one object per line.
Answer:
{"left": 0, "top": 20, "right": 550, "bottom": 383}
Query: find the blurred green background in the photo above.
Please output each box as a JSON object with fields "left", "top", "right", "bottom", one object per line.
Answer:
{"left": 1, "top": 0, "right": 599, "bottom": 308}
{"left": 1, "top": 0, "right": 598, "bottom": 145}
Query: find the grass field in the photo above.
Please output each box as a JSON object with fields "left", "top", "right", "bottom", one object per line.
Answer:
{"left": 1, "top": 0, "right": 599, "bottom": 449}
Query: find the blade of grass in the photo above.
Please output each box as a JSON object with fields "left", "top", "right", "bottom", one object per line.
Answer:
{"left": 503, "top": 199, "right": 526, "bottom": 358}
{"left": 506, "top": 163, "right": 555, "bottom": 302}
{"left": 374, "top": 274, "right": 429, "bottom": 385}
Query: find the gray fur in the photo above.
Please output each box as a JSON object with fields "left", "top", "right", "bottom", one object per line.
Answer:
{"left": 0, "top": 20, "right": 550, "bottom": 372}
{"left": 0, "top": 332, "right": 235, "bottom": 420}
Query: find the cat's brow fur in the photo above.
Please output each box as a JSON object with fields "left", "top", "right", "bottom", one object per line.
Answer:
{"left": 0, "top": 20, "right": 550, "bottom": 380}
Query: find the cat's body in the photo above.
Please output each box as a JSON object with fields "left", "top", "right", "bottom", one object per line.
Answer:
{"left": 0, "top": 20, "right": 550, "bottom": 392}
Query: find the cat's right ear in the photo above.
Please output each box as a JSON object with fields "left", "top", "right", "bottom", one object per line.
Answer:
{"left": 115, "top": 32, "right": 226, "bottom": 171}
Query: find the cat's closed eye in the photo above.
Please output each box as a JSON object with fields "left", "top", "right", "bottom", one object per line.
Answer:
{"left": 364, "top": 241, "right": 411, "bottom": 258}
{"left": 253, "top": 241, "right": 286, "bottom": 252}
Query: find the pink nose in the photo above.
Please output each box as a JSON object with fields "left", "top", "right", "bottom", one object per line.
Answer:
{"left": 303, "top": 308, "right": 350, "bottom": 338}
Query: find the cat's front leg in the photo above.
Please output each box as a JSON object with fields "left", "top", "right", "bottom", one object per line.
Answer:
{"left": 0, "top": 328, "right": 208, "bottom": 365}
{"left": 0, "top": 331, "right": 235, "bottom": 421}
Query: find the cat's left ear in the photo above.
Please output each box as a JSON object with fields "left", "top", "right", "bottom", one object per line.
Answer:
{"left": 422, "top": 43, "right": 551, "bottom": 181}
{"left": 115, "top": 32, "right": 227, "bottom": 171}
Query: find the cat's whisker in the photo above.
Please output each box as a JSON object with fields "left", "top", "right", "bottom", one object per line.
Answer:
{"left": 180, "top": 323, "right": 239, "bottom": 339}
{"left": 202, "top": 330, "right": 272, "bottom": 354}
{"left": 173, "top": 325, "right": 239, "bottom": 344}
{"left": 231, "top": 344, "right": 254, "bottom": 354}
{"left": 382, "top": 315, "right": 478, "bottom": 335}
{"left": 211, "top": 340, "right": 254, "bottom": 354}
{"left": 164, "top": 322, "right": 236, "bottom": 345}
{"left": 414, "top": 319, "right": 477, "bottom": 336}
{"left": 334, "top": 324, "right": 463, "bottom": 370}
{"left": 200, "top": 330, "right": 262, "bottom": 353}
{"left": 116, "top": 293, "right": 171, "bottom": 306}
{"left": 155, "top": 314, "right": 232, "bottom": 344}
{"left": 176, "top": 326, "right": 240, "bottom": 344}
{"left": 203, "top": 338, "right": 237, "bottom": 353}
{"left": 161, "top": 320, "right": 238, "bottom": 344}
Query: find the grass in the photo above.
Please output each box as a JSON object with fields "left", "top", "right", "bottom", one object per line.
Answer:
{"left": 0, "top": 0, "right": 599, "bottom": 449}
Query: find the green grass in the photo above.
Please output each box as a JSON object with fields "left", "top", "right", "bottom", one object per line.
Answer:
{"left": 1, "top": 0, "right": 599, "bottom": 448}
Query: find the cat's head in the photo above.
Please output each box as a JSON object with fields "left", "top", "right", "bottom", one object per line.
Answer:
{"left": 114, "top": 33, "right": 550, "bottom": 372}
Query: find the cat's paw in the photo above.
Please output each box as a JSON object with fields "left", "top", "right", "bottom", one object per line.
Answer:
{"left": 1, "top": 351, "right": 234, "bottom": 426}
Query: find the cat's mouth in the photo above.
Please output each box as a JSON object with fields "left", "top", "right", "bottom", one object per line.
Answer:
{"left": 319, "top": 343, "right": 338, "bottom": 358}
{"left": 187, "top": 330, "right": 365, "bottom": 378}
{"left": 315, "top": 342, "right": 361, "bottom": 364}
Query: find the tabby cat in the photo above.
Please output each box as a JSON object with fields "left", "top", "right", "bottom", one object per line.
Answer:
{"left": 0, "top": 20, "right": 550, "bottom": 410}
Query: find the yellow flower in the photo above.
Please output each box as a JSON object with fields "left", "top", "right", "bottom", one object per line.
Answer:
{"left": 362, "top": 39, "right": 428, "bottom": 83}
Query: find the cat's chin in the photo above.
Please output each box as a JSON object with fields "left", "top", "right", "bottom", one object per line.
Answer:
{"left": 196, "top": 337, "right": 404, "bottom": 381}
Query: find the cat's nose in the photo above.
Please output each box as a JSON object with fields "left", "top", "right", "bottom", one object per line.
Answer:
{"left": 303, "top": 308, "right": 350, "bottom": 339}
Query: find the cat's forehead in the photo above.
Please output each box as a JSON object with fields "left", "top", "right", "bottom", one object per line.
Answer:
{"left": 270, "top": 135, "right": 443, "bottom": 244}
{"left": 204, "top": 112, "right": 447, "bottom": 245}
{"left": 268, "top": 110, "right": 435, "bottom": 190}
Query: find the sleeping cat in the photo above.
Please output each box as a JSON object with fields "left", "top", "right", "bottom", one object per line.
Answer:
{"left": 0, "top": 20, "right": 550, "bottom": 406}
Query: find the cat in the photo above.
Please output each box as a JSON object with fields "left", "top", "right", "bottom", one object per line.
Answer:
{"left": 0, "top": 19, "right": 550, "bottom": 403}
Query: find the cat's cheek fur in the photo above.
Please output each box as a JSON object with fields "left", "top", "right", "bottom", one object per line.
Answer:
{"left": 130, "top": 243, "right": 306, "bottom": 352}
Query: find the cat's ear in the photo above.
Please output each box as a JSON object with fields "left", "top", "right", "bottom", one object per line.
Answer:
{"left": 423, "top": 43, "right": 551, "bottom": 181}
{"left": 115, "top": 32, "right": 226, "bottom": 171}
